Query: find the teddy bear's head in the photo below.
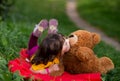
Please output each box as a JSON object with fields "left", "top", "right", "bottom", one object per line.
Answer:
{"left": 68, "top": 30, "right": 101, "bottom": 49}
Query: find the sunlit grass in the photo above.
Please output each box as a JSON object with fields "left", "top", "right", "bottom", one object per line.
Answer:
{"left": 77, "top": 0, "right": 120, "bottom": 42}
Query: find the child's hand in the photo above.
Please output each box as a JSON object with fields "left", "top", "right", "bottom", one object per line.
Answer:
{"left": 49, "top": 63, "right": 64, "bottom": 76}
{"left": 49, "top": 64, "right": 59, "bottom": 72}
{"left": 30, "top": 67, "right": 47, "bottom": 74}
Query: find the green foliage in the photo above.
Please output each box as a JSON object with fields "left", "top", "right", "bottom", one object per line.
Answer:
{"left": 77, "top": 0, "right": 120, "bottom": 42}
{"left": 0, "top": 0, "right": 15, "bottom": 20}
{"left": 0, "top": 21, "right": 30, "bottom": 61}
{"left": 102, "top": 68, "right": 120, "bottom": 81}
{"left": 99, "top": 0, "right": 120, "bottom": 9}
{"left": 0, "top": 55, "right": 24, "bottom": 81}
{"left": 0, "top": 56, "right": 12, "bottom": 81}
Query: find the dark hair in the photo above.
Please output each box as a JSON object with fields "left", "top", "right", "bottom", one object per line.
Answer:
{"left": 31, "top": 33, "right": 65, "bottom": 65}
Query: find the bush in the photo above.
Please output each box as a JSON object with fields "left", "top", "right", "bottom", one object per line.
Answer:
{"left": 0, "top": 0, "right": 14, "bottom": 20}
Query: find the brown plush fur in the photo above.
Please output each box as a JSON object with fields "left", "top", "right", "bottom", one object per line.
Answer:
{"left": 63, "top": 30, "right": 114, "bottom": 74}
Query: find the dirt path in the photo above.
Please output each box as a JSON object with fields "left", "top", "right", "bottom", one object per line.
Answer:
{"left": 66, "top": 0, "right": 120, "bottom": 51}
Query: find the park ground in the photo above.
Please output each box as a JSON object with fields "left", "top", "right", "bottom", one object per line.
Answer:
{"left": 0, "top": 0, "right": 120, "bottom": 81}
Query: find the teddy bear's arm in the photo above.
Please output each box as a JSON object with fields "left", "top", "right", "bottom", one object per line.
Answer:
{"left": 75, "top": 47, "right": 95, "bottom": 62}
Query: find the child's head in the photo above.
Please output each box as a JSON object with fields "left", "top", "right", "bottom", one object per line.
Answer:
{"left": 31, "top": 33, "right": 70, "bottom": 65}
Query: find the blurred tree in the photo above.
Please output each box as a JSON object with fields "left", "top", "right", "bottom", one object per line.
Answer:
{"left": 0, "top": 0, "right": 14, "bottom": 20}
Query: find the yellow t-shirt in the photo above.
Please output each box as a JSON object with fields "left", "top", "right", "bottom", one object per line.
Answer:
{"left": 31, "top": 55, "right": 59, "bottom": 71}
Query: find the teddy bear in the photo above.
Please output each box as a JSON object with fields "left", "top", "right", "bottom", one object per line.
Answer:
{"left": 63, "top": 30, "right": 114, "bottom": 74}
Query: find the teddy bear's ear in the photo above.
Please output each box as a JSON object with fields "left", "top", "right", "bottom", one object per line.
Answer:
{"left": 92, "top": 33, "right": 101, "bottom": 45}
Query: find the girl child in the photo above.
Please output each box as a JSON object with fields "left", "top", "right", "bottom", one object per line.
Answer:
{"left": 27, "top": 19, "right": 70, "bottom": 76}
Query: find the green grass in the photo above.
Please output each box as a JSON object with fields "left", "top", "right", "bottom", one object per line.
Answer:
{"left": 0, "top": 0, "right": 120, "bottom": 81}
{"left": 77, "top": 0, "right": 120, "bottom": 42}
{"left": 94, "top": 42, "right": 120, "bottom": 81}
